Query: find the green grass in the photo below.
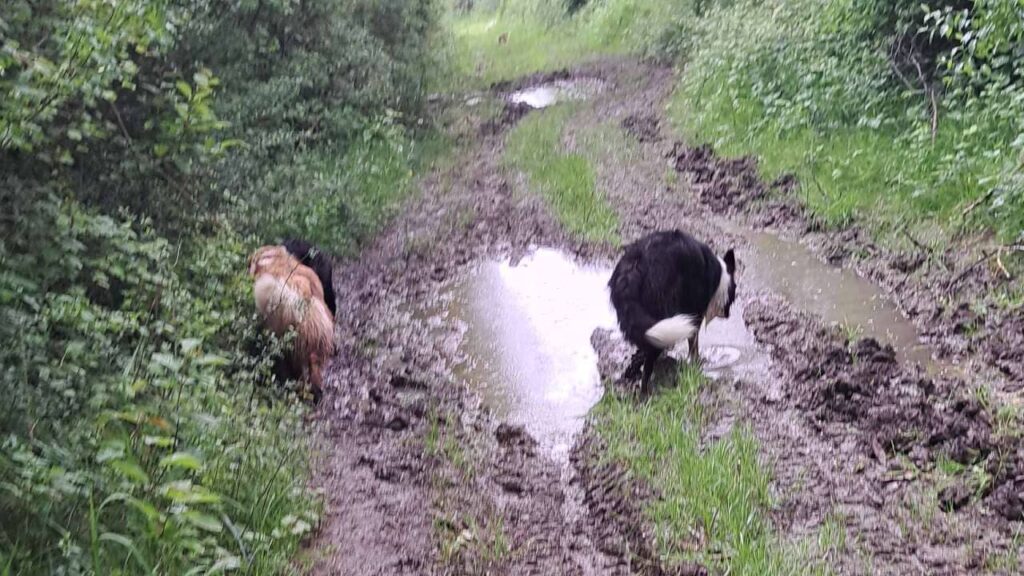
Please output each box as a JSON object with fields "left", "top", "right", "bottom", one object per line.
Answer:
{"left": 452, "top": 13, "right": 619, "bottom": 89}
{"left": 593, "top": 365, "right": 818, "bottom": 574}
{"left": 504, "top": 104, "right": 619, "bottom": 244}
{"left": 669, "top": 61, "right": 1021, "bottom": 252}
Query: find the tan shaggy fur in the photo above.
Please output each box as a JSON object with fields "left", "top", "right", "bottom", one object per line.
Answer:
{"left": 248, "top": 245, "right": 334, "bottom": 398}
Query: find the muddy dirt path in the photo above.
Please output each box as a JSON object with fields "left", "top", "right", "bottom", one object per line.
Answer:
{"left": 308, "top": 57, "right": 1022, "bottom": 575}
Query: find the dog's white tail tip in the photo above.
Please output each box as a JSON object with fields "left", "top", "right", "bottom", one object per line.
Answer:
{"left": 645, "top": 314, "right": 700, "bottom": 349}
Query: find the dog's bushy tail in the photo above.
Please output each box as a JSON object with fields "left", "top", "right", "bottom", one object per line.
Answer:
{"left": 644, "top": 314, "right": 700, "bottom": 349}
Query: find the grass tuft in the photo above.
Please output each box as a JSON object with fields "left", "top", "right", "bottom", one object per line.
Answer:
{"left": 593, "top": 365, "right": 819, "bottom": 574}
{"left": 504, "top": 105, "right": 619, "bottom": 244}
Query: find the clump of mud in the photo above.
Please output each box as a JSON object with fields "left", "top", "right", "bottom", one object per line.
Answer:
{"left": 742, "top": 294, "right": 1024, "bottom": 520}
{"left": 667, "top": 144, "right": 767, "bottom": 214}
{"left": 480, "top": 101, "right": 533, "bottom": 136}
{"left": 621, "top": 113, "right": 661, "bottom": 143}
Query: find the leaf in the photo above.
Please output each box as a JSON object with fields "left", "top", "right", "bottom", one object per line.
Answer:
{"left": 151, "top": 352, "right": 182, "bottom": 372}
{"left": 127, "top": 497, "right": 160, "bottom": 523}
{"left": 175, "top": 80, "right": 193, "bottom": 100}
{"left": 160, "top": 452, "right": 203, "bottom": 471}
{"left": 96, "top": 440, "right": 126, "bottom": 463}
{"left": 180, "top": 338, "right": 203, "bottom": 354}
{"left": 161, "top": 480, "right": 221, "bottom": 504}
{"left": 196, "top": 354, "right": 230, "bottom": 367}
{"left": 144, "top": 435, "right": 174, "bottom": 448}
{"left": 184, "top": 511, "right": 223, "bottom": 533}
{"left": 110, "top": 460, "right": 150, "bottom": 485}
{"left": 208, "top": 555, "right": 241, "bottom": 573}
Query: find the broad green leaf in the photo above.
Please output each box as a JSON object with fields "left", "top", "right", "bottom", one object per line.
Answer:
{"left": 175, "top": 80, "right": 193, "bottom": 100}
{"left": 110, "top": 460, "right": 150, "bottom": 485}
{"left": 96, "top": 440, "right": 126, "bottom": 463}
{"left": 180, "top": 338, "right": 203, "bottom": 354}
{"left": 160, "top": 452, "right": 203, "bottom": 471}
{"left": 144, "top": 435, "right": 175, "bottom": 448}
{"left": 161, "top": 480, "right": 221, "bottom": 504}
{"left": 151, "top": 352, "right": 182, "bottom": 372}
{"left": 184, "top": 511, "right": 223, "bottom": 533}
{"left": 196, "top": 354, "right": 230, "bottom": 367}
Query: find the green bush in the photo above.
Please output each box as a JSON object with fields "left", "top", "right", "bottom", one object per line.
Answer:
{"left": 1, "top": 0, "right": 442, "bottom": 572}
{"left": 665, "top": 0, "right": 1023, "bottom": 240}
{"left": 0, "top": 194, "right": 317, "bottom": 574}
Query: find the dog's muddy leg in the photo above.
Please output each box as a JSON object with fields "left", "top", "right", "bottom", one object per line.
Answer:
{"left": 624, "top": 350, "right": 645, "bottom": 381}
{"left": 640, "top": 351, "right": 659, "bottom": 395}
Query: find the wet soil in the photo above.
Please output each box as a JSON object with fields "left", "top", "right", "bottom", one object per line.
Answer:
{"left": 308, "top": 56, "right": 1023, "bottom": 575}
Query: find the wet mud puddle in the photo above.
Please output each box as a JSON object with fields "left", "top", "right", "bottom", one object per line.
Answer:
{"left": 508, "top": 78, "right": 607, "bottom": 109}
{"left": 723, "top": 222, "right": 952, "bottom": 374}
{"left": 447, "top": 247, "right": 768, "bottom": 460}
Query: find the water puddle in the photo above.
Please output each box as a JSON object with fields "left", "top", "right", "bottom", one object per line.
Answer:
{"left": 435, "top": 225, "right": 949, "bottom": 461}
{"left": 452, "top": 248, "right": 614, "bottom": 460}
{"left": 446, "top": 247, "right": 769, "bottom": 459}
{"left": 508, "top": 78, "right": 605, "bottom": 109}
{"left": 722, "top": 223, "right": 948, "bottom": 374}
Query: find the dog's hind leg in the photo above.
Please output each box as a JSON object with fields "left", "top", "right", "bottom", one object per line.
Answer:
{"left": 624, "top": 350, "right": 645, "bottom": 381}
{"left": 640, "top": 351, "right": 659, "bottom": 395}
{"left": 688, "top": 332, "right": 703, "bottom": 366}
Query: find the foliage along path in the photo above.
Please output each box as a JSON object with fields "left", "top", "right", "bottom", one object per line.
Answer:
{"left": 305, "top": 57, "right": 1023, "bottom": 575}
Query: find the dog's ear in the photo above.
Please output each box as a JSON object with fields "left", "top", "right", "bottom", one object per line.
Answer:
{"left": 724, "top": 249, "right": 736, "bottom": 274}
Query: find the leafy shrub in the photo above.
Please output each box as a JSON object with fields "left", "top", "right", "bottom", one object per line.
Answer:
{"left": 663, "top": 0, "right": 1023, "bottom": 239}
{"left": 0, "top": 192, "right": 318, "bottom": 573}
{"left": 1, "top": 0, "right": 442, "bottom": 572}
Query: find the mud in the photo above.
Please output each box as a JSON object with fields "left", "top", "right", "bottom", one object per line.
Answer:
{"left": 656, "top": 104, "right": 1024, "bottom": 525}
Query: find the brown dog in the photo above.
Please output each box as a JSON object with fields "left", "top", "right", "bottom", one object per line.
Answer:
{"left": 249, "top": 245, "right": 334, "bottom": 400}
{"left": 498, "top": 32, "right": 508, "bottom": 45}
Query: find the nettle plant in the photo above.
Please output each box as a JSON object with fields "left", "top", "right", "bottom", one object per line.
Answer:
{"left": 0, "top": 199, "right": 319, "bottom": 573}
{"left": 925, "top": 1, "right": 1024, "bottom": 239}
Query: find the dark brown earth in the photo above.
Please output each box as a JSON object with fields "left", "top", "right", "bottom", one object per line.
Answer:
{"left": 306, "top": 57, "right": 1023, "bottom": 575}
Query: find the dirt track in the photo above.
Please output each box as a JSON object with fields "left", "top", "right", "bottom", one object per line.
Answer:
{"left": 307, "top": 58, "right": 1023, "bottom": 575}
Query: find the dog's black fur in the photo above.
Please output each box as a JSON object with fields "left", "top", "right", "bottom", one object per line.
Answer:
{"left": 281, "top": 238, "right": 337, "bottom": 316}
{"left": 608, "top": 230, "right": 736, "bottom": 393}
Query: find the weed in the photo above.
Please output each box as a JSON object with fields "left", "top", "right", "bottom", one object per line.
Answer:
{"left": 984, "top": 525, "right": 1023, "bottom": 573}
{"left": 838, "top": 320, "right": 864, "bottom": 344}
{"left": 504, "top": 105, "right": 619, "bottom": 244}
{"left": 818, "top": 510, "right": 848, "bottom": 558}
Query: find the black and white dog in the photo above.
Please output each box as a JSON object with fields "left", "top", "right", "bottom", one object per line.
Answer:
{"left": 282, "top": 238, "right": 337, "bottom": 316}
{"left": 608, "top": 230, "right": 737, "bottom": 392}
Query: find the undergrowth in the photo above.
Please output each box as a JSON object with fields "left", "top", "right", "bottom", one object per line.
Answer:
{"left": 667, "top": 0, "right": 1024, "bottom": 250}
{"left": 504, "top": 105, "right": 619, "bottom": 244}
{"left": 1, "top": 0, "right": 444, "bottom": 572}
